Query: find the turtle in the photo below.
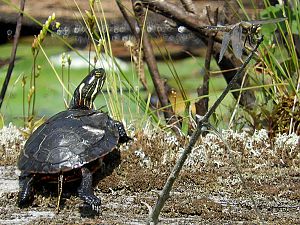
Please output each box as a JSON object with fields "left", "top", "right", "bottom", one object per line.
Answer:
{"left": 17, "top": 68, "right": 131, "bottom": 213}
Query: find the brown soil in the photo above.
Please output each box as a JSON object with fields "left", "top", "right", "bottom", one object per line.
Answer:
{"left": 0, "top": 127, "right": 299, "bottom": 224}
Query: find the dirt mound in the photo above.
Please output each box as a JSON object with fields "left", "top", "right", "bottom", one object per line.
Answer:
{"left": 0, "top": 126, "right": 299, "bottom": 224}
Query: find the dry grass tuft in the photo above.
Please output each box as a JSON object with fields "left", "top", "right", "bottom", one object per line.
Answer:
{"left": 117, "top": 127, "right": 300, "bottom": 172}
{"left": 1, "top": 124, "right": 299, "bottom": 171}
{"left": 0, "top": 123, "right": 25, "bottom": 165}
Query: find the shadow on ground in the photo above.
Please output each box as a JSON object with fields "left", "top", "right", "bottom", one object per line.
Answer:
{"left": 0, "top": 127, "right": 299, "bottom": 224}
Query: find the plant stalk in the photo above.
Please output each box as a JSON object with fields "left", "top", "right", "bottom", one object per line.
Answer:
{"left": 116, "top": 0, "right": 148, "bottom": 92}
{"left": 180, "top": 0, "right": 197, "bottom": 14}
{"left": 0, "top": 0, "right": 25, "bottom": 109}
{"left": 195, "top": 8, "right": 218, "bottom": 115}
{"left": 132, "top": 0, "right": 181, "bottom": 134}
{"left": 140, "top": 0, "right": 256, "bottom": 108}
{"left": 148, "top": 36, "right": 264, "bottom": 225}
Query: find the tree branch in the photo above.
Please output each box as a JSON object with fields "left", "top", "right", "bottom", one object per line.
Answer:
{"left": 0, "top": 0, "right": 26, "bottom": 109}
{"left": 180, "top": 0, "right": 198, "bottom": 14}
{"left": 148, "top": 36, "right": 264, "bottom": 225}
{"left": 141, "top": 0, "right": 256, "bottom": 108}
{"left": 140, "top": 0, "right": 221, "bottom": 42}
{"left": 116, "top": 0, "right": 139, "bottom": 38}
{"left": 195, "top": 7, "right": 218, "bottom": 116}
{"left": 116, "top": 0, "right": 149, "bottom": 92}
{"left": 132, "top": 0, "right": 181, "bottom": 134}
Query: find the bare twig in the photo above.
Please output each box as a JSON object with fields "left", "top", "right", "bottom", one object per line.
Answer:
{"left": 132, "top": 0, "right": 181, "bottom": 134}
{"left": 140, "top": 0, "right": 256, "bottom": 108}
{"left": 206, "top": 6, "right": 215, "bottom": 25}
{"left": 180, "top": 0, "right": 197, "bottom": 14}
{"left": 148, "top": 36, "right": 264, "bottom": 225}
{"left": 140, "top": 0, "right": 220, "bottom": 42}
{"left": 195, "top": 8, "right": 218, "bottom": 116}
{"left": 116, "top": 0, "right": 139, "bottom": 38}
{"left": 0, "top": 0, "right": 25, "bottom": 109}
{"left": 201, "top": 37, "right": 263, "bottom": 122}
{"left": 116, "top": 0, "right": 149, "bottom": 92}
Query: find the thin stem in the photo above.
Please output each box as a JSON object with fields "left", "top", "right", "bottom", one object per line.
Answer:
{"left": 210, "top": 126, "right": 263, "bottom": 221}
{"left": 0, "top": 0, "right": 26, "bottom": 109}
{"left": 67, "top": 60, "right": 71, "bottom": 106}
{"left": 22, "top": 74, "right": 25, "bottom": 127}
{"left": 132, "top": 0, "right": 181, "bottom": 134}
{"left": 180, "top": 0, "right": 197, "bottom": 14}
{"left": 116, "top": 0, "right": 148, "bottom": 92}
{"left": 116, "top": 0, "right": 139, "bottom": 38}
{"left": 31, "top": 53, "right": 38, "bottom": 117}
{"left": 195, "top": 8, "right": 218, "bottom": 116}
{"left": 148, "top": 36, "right": 264, "bottom": 225}
{"left": 201, "top": 37, "right": 263, "bottom": 123}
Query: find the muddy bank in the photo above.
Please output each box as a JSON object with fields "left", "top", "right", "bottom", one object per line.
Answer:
{"left": 1, "top": 165, "right": 299, "bottom": 224}
{"left": 0, "top": 125, "right": 299, "bottom": 224}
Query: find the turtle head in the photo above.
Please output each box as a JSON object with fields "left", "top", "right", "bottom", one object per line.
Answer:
{"left": 69, "top": 68, "right": 106, "bottom": 109}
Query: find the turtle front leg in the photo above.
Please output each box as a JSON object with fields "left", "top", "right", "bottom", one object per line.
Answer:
{"left": 17, "top": 172, "right": 34, "bottom": 208}
{"left": 77, "top": 167, "right": 101, "bottom": 212}
{"left": 114, "top": 121, "right": 132, "bottom": 144}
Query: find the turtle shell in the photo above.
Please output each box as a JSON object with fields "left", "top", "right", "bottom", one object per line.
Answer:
{"left": 18, "top": 109, "right": 120, "bottom": 174}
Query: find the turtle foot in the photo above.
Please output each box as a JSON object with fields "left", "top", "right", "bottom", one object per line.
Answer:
{"left": 78, "top": 167, "right": 101, "bottom": 213}
{"left": 80, "top": 194, "right": 101, "bottom": 213}
{"left": 114, "top": 121, "right": 132, "bottom": 144}
{"left": 18, "top": 194, "right": 34, "bottom": 208}
{"left": 17, "top": 174, "right": 34, "bottom": 208}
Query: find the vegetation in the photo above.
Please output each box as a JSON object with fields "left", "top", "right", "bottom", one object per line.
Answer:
{"left": 0, "top": 0, "right": 299, "bottom": 224}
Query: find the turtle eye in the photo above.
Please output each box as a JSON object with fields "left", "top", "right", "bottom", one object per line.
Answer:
{"left": 95, "top": 71, "right": 102, "bottom": 78}
{"left": 94, "top": 68, "right": 105, "bottom": 78}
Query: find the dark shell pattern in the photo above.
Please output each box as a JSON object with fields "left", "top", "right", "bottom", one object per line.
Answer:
{"left": 18, "top": 109, "right": 120, "bottom": 174}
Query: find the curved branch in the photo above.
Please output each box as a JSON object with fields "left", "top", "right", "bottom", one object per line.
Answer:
{"left": 0, "top": 0, "right": 26, "bottom": 109}
{"left": 141, "top": 0, "right": 222, "bottom": 43}
{"left": 180, "top": 0, "right": 198, "bottom": 14}
{"left": 141, "top": 0, "right": 256, "bottom": 108}
{"left": 132, "top": 0, "right": 181, "bottom": 134}
{"left": 148, "top": 36, "right": 264, "bottom": 225}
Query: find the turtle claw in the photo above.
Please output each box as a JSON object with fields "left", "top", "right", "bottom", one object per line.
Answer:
{"left": 80, "top": 202, "right": 101, "bottom": 217}
{"left": 91, "top": 204, "right": 101, "bottom": 213}
{"left": 78, "top": 167, "right": 101, "bottom": 213}
{"left": 88, "top": 197, "right": 101, "bottom": 213}
{"left": 79, "top": 194, "right": 101, "bottom": 213}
